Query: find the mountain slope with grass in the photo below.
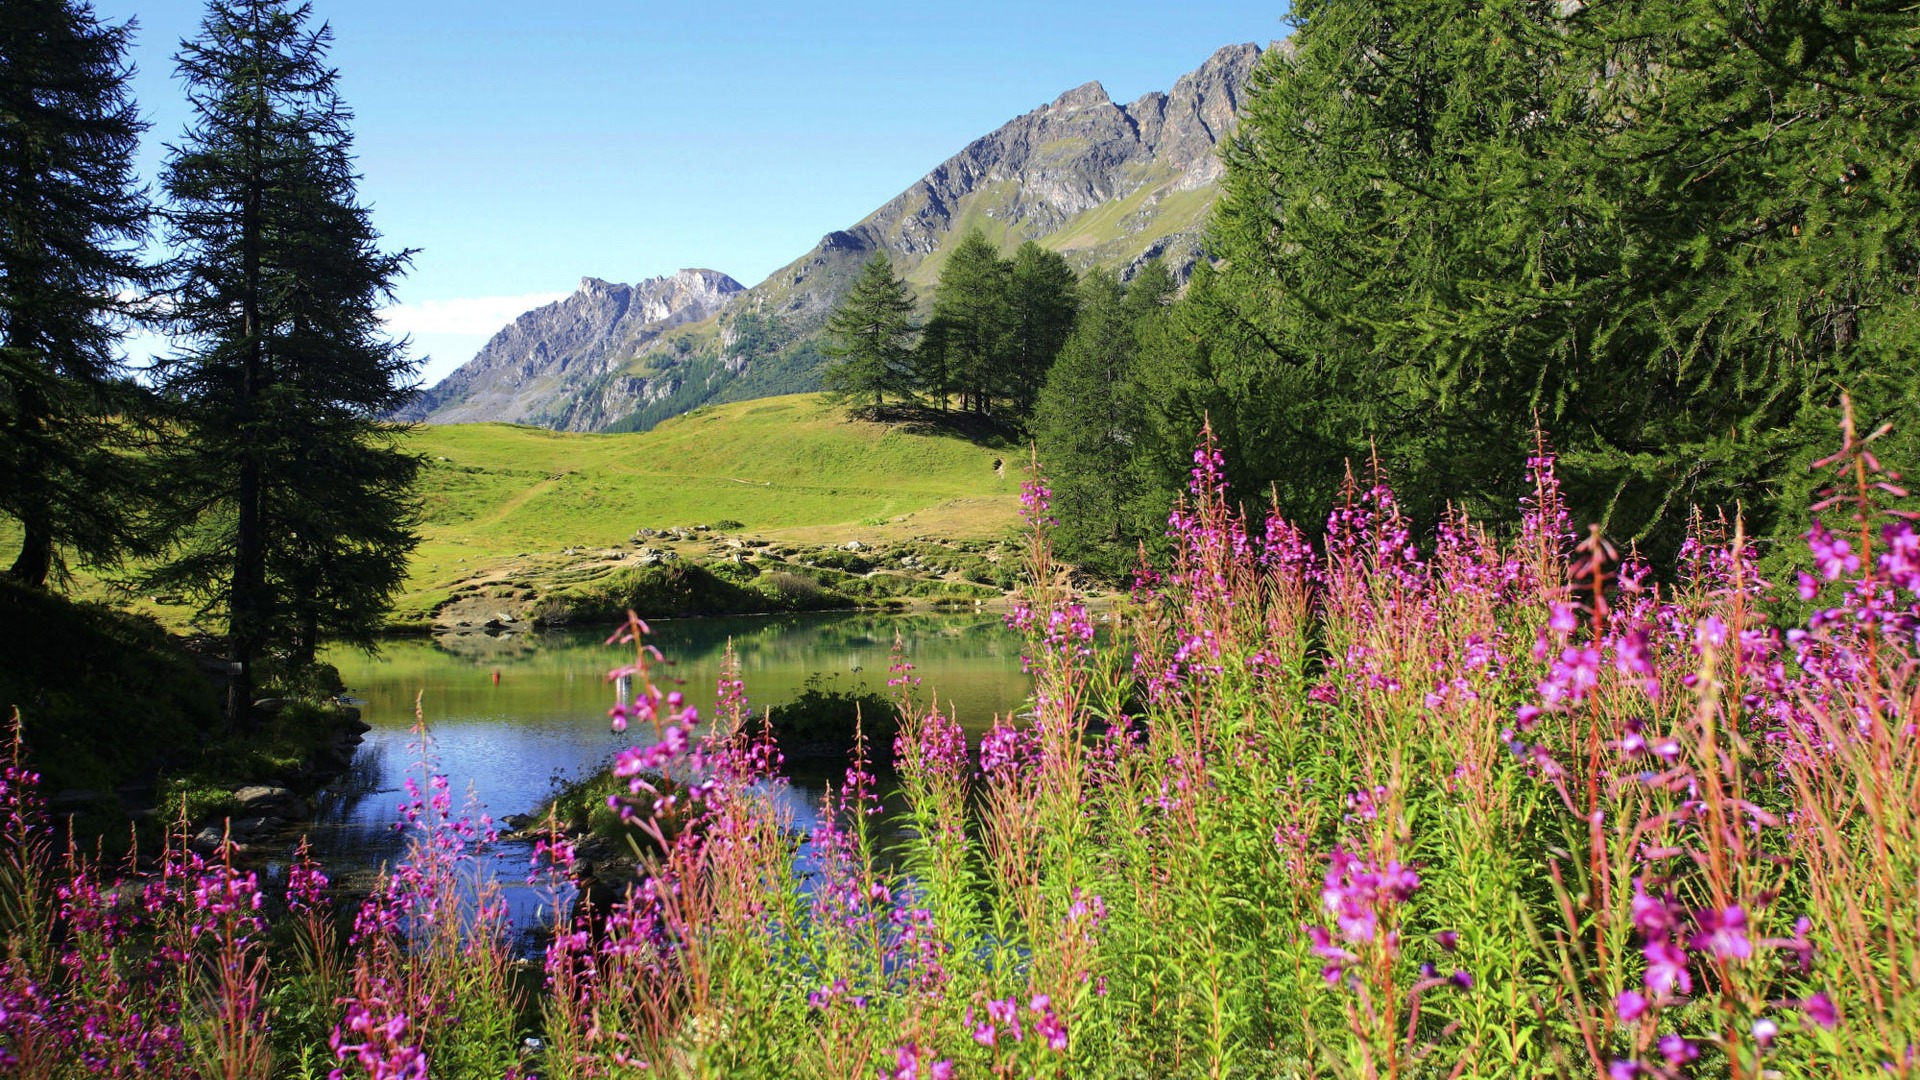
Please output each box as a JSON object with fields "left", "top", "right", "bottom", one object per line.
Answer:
{"left": 378, "top": 394, "right": 1024, "bottom": 627}
{"left": 3, "top": 395, "right": 1027, "bottom": 634}
{"left": 414, "top": 42, "right": 1265, "bottom": 433}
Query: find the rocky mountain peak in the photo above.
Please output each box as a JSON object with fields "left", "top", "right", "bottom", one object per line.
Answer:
{"left": 749, "top": 42, "right": 1265, "bottom": 326}
{"left": 407, "top": 42, "right": 1271, "bottom": 433}
{"left": 1051, "top": 80, "right": 1112, "bottom": 112}
{"left": 395, "top": 268, "right": 743, "bottom": 427}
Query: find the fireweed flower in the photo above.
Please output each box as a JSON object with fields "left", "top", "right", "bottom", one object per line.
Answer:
{"left": 978, "top": 720, "right": 1031, "bottom": 778}
{"left": 1630, "top": 879, "right": 1679, "bottom": 937}
{"left": 1807, "top": 523, "right": 1861, "bottom": 581}
{"left": 1803, "top": 991, "right": 1839, "bottom": 1029}
{"left": 1657, "top": 1034, "right": 1698, "bottom": 1067}
{"left": 986, "top": 995, "right": 1023, "bottom": 1042}
{"left": 888, "top": 1041, "right": 954, "bottom": 1080}
{"left": 1690, "top": 905, "right": 1753, "bottom": 961}
{"left": 1306, "top": 846, "right": 1422, "bottom": 980}
{"left": 1019, "top": 475, "right": 1055, "bottom": 528}
{"left": 1642, "top": 939, "right": 1692, "bottom": 999}
{"left": 1029, "top": 994, "right": 1069, "bottom": 1052}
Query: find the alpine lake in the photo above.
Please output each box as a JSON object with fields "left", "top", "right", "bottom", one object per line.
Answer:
{"left": 310, "top": 611, "right": 1032, "bottom": 932}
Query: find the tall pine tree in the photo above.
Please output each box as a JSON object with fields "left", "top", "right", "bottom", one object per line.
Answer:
{"left": 0, "top": 0, "right": 158, "bottom": 587}
{"left": 918, "top": 230, "right": 1010, "bottom": 416}
{"left": 1191, "top": 0, "right": 1920, "bottom": 558}
{"left": 151, "top": 0, "right": 420, "bottom": 726}
{"left": 1003, "top": 241, "right": 1078, "bottom": 422}
{"left": 820, "top": 252, "right": 917, "bottom": 408}
{"left": 1033, "top": 266, "right": 1156, "bottom": 577}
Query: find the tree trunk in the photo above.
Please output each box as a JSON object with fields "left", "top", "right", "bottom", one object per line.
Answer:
{"left": 6, "top": 518, "right": 53, "bottom": 588}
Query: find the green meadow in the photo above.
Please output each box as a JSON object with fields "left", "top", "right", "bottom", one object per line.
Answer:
{"left": 0, "top": 394, "right": 1024, "bottom": 630}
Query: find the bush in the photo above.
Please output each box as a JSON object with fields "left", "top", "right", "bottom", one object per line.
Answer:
{"left": 763, "top": 570, "right": 833, "bottom": 609}
{"left": 764, "top": 672, "right": 897, "bottom": 761}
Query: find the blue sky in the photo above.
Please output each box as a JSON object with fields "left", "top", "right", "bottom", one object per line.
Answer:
{"left": 99, "top": 2, "right": 1290, "bottom": 384}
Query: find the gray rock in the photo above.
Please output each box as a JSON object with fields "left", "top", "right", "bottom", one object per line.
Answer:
{"left": 233, "top": 785, "right": 307, "bottom": 818}
{"left": 392, "top": 44, "right": 1262, "bottom": 435}
{"left": 231, "top": 815, "right": 283, "bottom": 836}
{"left": 394, "top": 270, "right": 746, "bottom": 428}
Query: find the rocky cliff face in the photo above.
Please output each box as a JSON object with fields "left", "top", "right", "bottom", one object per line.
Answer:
{"left": 753, "top": 42, "right": 1261, "bottom": 326}
{"left": 399, "top": 269, "right": 742, "bottom": 427}
{"left": 412, "top": 42, "right": 1266, "bottom": 432}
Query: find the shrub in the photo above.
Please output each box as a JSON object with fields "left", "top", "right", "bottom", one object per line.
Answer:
{"left": 763, "top": 673, "right": 897, "bottom": 761}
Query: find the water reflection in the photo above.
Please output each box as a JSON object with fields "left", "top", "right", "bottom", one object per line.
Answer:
{"left": 316, "top": 612, "right": 1030, "bottom": 928}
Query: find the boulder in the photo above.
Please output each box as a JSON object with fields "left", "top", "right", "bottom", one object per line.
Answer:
{"left": 231, "top": 815, "right": 284, "bottom": 836}
{"left": 233, "top": 784, "right": 307, "bottom": 819}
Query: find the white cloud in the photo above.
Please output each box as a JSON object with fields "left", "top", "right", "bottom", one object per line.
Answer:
{"left": 379, "top": 292, "right": 572, "bottom": 386}
{"left": 378, "top": 291, "right": 569, "bottom": 339}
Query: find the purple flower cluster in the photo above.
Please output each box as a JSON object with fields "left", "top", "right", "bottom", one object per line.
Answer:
{"left": 1305, "top": 847, "right": 1421, "bottom": 982}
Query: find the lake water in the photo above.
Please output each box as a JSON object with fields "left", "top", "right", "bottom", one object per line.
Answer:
{"left": 312, "top": 611, "right": 1031, "bottom": 927}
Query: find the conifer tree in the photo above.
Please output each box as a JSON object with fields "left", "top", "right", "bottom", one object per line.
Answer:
{"left": 1003, "top": 241, "right": 1078, "bottom": 421}
{"left": 820, "top": 251, "right": 917, "bottom": 408}
{"left": 0, "top": 0, "right": 157, "bottom": 587}
{"left": 1191, "top": 0, "right": 1920, "bottom": 558}
{"left": 919, "top": 230, "right": 1010, "bottom": 416}
{"left": 1034, "top": 267, "right": 1148, "bottom": 577}
{"left": 150, "top": 0, "right": 420, "bottom": 726}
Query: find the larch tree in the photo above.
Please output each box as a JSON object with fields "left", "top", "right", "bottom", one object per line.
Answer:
{"left": 820, "top": 251, "right": 917, "bottom": 409}
{"left": 0, "top": 0, "right": 158, "bottom": 588}
{"left": 150, "top": 0, "right": 420, "bottom": 727}
{"left": 919, "top": 229, "right": 1010, "bottom": 416}
{"left": 1033, "top": 267, "right": 1148, "bottom": 577}
{"left": 1002, "top": 241, "right": 1078, "bottom": 423}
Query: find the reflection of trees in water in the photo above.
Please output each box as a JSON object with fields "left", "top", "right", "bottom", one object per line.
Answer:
{"left": 314, "top": 740, "right": 387, "bottom": 825}
{"left": 652, "top": 612, "right": 1020, "bottom": 668}
{"left": 363, "top": 613, "right": 1024, "bottom": 686}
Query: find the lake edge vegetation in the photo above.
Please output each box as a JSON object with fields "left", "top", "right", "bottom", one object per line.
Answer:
{"left": 3, "top": 418, "right": 1918, "bottom": 1075}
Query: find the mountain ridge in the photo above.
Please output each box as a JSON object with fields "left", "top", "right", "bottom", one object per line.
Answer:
{"left": 411, "top": 42, "right": 1267, "bottom": 431}
{"left": 395, "top": 268, "right": 743, "bottom": 427}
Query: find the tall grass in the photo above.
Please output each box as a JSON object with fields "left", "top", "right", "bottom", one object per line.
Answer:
{"left": 3, "top": 410, "right": 1917, "bottom": 1077}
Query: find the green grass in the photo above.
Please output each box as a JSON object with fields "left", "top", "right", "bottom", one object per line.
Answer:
{"left": 1, "top": 393, "right": 1023, "bottom": 631}
{"left": 1048, "top": 177, "right": 1215, "bottom": 257}
{"left": 399, "top": 393, "right": 1020, "bottom": 621}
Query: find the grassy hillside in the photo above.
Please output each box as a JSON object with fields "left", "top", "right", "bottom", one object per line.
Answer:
{"left": 389, "top": 394, "right": 1023, "bottom": 623}
{"left": 413, "top": 394, "right": 1017, "bottom": 548}
{"left": 1, "top": 394, "right": 1024, "bottom": 631}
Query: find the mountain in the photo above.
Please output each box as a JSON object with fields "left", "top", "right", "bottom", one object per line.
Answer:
{"left": 412, "top": 42, "right": 1265, "bottom": 432}
{"left": 745, "top": 41, "right": 1260, "bottom": 326}
{"left": 395, "top": 269, "right": 742, "bottom": 428}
